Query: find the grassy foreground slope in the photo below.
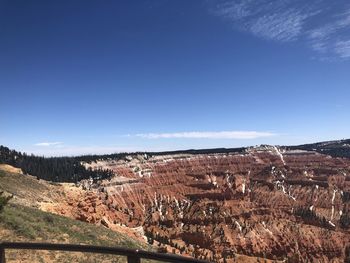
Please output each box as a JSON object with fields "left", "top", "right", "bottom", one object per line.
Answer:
{"left": 0, "top": 204, "right": 151, "bottom": 262}
{"left": 0, "top": 165, "right": 152, "bottom": 263}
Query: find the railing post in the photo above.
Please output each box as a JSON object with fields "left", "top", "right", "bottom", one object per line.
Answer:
{"left": 0, "top": 245, "right": 5, "bottom": 263}
{"left": 127, "top": 255, "right": 140, "bottom": 263}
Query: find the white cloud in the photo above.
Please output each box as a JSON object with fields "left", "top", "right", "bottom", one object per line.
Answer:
{"left": 249, "top": 9, "right": 307, "bottom": 42}
{"left": 307, "top": 9, "right": 350, "bottom": 58}
{"left": 215, "top": 0, "right": 251, "bottom": 20}
{"left": 34, "top": 142, "right": 63, "bottom": 147}
{"left": 335, "top": 40, "right": 350, "bottom": 58}
{"left": 136, "top": 131, "right": 276, "bottom": 139}
{"left": 214, "top": 0, "right": 317, "bottom": 42}
{"left": 213, "top": 0, "right": 350, "bottom": 59}
{"left": 27, "top": 145, "right": 141, "bottom": 157}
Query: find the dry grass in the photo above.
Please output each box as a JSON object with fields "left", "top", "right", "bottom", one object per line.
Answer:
{"left": 0, "top": 204, "right": 153, "bottom": 262}
{"left": 0, "top": 166, "right": 155, "bottom": 262}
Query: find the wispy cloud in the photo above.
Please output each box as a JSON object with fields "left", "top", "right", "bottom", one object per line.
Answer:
{"left": 249, "top": 9, "right": 308, "bottom": 42}
{"left": 28, "top": 145, "right": 141, "bottom": 157}
{"left": 212, "top": 0, "right": 350, "bottom": 60}
{"left": 136, "top": 131, "right": 276, "bottom": 139}
{"left": 34, "top": 142, "right": 63, "bottom": 147}
{"left": 334, "top": 40, "right": 350, "bottom": 58}
{"left": 308, "top": 8, "right": 350, "bottom": 59}
{"left": 214, "top": 0, "right": 318, "bottom": 42}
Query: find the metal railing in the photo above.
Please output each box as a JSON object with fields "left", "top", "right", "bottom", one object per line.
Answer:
{"left": 0, "top": 242, "right": 211, "bottom": 263}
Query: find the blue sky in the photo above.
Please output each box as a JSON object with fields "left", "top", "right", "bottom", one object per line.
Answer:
{"left": 0, "top": 0, "right": 350, "bottom": 156}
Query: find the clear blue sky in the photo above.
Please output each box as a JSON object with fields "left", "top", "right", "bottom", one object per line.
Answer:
{"left": 1, "top": 0, "right": 349, "bottom": 156}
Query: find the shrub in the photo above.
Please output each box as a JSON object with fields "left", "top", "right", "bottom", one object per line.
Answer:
{"left": 294, "top": 207, "right": 329, "bottom": 228}
{"left": 345, "top": 246, "right": 350, "bottom": 263}
{"left": 342, "top": 191, "right": 350, "bottom": 203}
{"left": 0, "top": 191, "right": 12, "bottom": 212}
{"left": 340, "top": 213, "right": 350, "bottom": 229}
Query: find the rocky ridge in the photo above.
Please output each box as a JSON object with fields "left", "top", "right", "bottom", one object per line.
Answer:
{"left": 40, "top": 145, "right": 350, "bottom": 262}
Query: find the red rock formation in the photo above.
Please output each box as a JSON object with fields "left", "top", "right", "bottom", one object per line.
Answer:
{"left": 53, "top": 147, "right": 350, "bottom": 262}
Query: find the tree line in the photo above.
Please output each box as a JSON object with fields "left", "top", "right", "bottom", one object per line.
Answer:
{"left": 0, "top": 144, "right": 248, "bottom": 183}
{"left": 0, "top": 145, "right": 113, "bottom": 183}
{"left": 287, "top": 139, "right": 350, "bottom": 158}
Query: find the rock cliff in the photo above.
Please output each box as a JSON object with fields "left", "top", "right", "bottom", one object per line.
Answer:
{"left": 46, "top": 146, "right": 350, "bottom": 262}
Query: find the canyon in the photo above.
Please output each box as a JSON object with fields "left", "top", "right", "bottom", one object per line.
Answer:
{"left": 38, "top": 144, "right": 350, "bottom": 262}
